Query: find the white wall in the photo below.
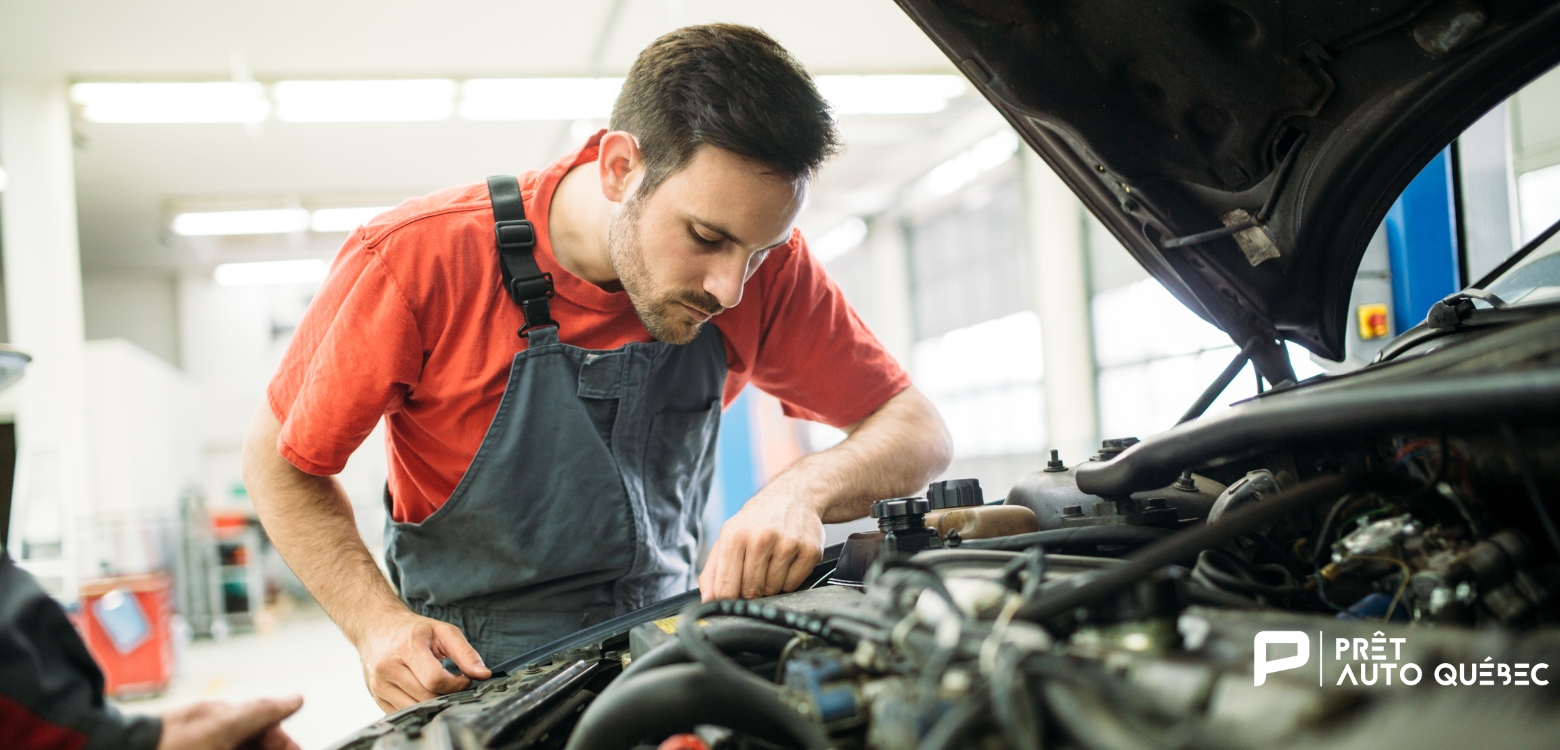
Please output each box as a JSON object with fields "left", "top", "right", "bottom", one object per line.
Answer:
{"left": 83, "top": 273, "right": 180, "bottom": 367}
{"left": 81, "top": 338, "right": 199, "bottom": 575}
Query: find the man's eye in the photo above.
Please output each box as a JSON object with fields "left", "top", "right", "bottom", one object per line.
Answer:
{"left": 692, "top": 230, "right": 722, "bottom": 246}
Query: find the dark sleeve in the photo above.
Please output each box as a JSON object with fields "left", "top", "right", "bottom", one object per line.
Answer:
{"left": 0, "top": 555, "right": 162, "bottom": 750}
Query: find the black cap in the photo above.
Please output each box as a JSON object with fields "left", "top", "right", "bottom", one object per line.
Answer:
{"left": 926, "top": 479, "right": 983, "bottom": 510}
{"left": 871, "top": 497, "right": 929, "bottom": 519}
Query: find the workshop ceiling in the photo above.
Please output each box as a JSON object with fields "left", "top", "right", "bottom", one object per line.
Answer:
{"left": 0, "top": 0, "right": 989, "bottom": 275}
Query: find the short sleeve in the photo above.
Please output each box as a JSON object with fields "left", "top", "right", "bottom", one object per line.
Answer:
{"left": 747, "top": 234, "right": 912, "bottom": 428}
{"left": 268, "top": 231, "right": 424, "bottom": 475}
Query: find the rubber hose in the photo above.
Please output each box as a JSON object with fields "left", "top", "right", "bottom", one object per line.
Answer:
{"left": 613, "top": 620, "right": 797, "bottom": 686}
{"left": 960, "top": 525, "right": 1173, "bottom": 552}
{"left": 1194, "top": 549, "right": 1301, "bottom": 598}
{"left": 916, "top": 694, "right": 989, "bottom": 750}
{"left": 1040, "top": 678, "right": 1156, "bottom": 750}
{"left": 562, "top": 663, "right": 819, "bottom": 750}
{"left": 1018, "top": 473, "right": 1363, "bottom": 622}
{"left": 676, "top": 603, "right": 830, "bottom": 749}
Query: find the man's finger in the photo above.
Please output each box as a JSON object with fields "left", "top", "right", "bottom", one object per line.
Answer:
{"left": 255, "top": 724, "right": 304, "bottom": 750}
{"left": 373, "top": 676, "right": 422, "bottom": 712}
{"left": 404, "top": 647, "right": 468, "bottom": 698}
{"left": 783, "top": 545, "right": 821, "bottom": 593}
{"left": 431, "top": 624, "right": 491, "bottom": 681}
{"left": 762, "top": 540, "right": 798, "bottom": 597}
{"left": 714, "top": 540, "right": 747, "bottom": 600}
{"left": 699, "top": 540, "right": 723, "bottom": 601}
{"left": 740, "top": 533, "right": 776, "bottom": 599}
{"left": 381, "top": 660, "right": 438, "bottom": 704}
{"left": 222, "top": 696, "right": 303, "bottom": 744}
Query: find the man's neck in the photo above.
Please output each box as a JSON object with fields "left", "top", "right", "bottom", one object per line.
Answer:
{"left": 547, "top": 162, "right": 622, "bottom": 291}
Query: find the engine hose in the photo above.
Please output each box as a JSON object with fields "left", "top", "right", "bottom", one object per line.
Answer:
{"left": 1039, "top": 678, "right": 1157, "bottom": 750}
{"left": 989, "top": 645, "right": 1041, "bottom": 750}
{"left": 562, "top": 663, "right": 821, "bottom": 750}
{"left": 916, "top": 693, "right": 990, "bottom": 750}
{"left": 677, "top": 602, "right": 831, "bottom": 749}
{"left": 1017, "top": 473, "right": 1366, "bottom": 622}
{"left": 960, "top": 525, "right": 1173, "bottom": 552}
{"left": 612, "top": 620, "right": 797, "bottom": 687}
{"left": 1194, "top": 549, "right": 1302, "bottom": 598}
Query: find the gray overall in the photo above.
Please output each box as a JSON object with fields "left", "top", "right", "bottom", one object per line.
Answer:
{"left": 381, "top": 176, "right": 727, "bottom": 664}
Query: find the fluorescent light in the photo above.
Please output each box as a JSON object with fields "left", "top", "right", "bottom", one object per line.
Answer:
{"left": 919, "top": 129, "right": 1021, "bottom": 199}
{"left": 815, "top": 75, "right": 967, "bottom": 115}
{"left": 214, "top": 259, "right": 329, "bottom": 286}
{"left": 274, "top": 80, "right": 455, "bottom": 122}
{"left": 172, "top": 209, "right": 309, "bottom": 236}
{"left": 811, "top": 217, "right": 869, "bottom": 263}
{"left": 460, "top": 78, "right": 624, "bottom": 121}
{"left": 0, "top": 165, "right": 7, "bottom": 192}
{"left": 70, "top": 82, "right": 270, "bottom": 124}
{"left": 310, "top": 206, "right": 394, "bottom": 232}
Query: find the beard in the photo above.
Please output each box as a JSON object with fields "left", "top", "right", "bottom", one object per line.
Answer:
{"left": 606, "top": 195, "right": 724, "bottom": 345}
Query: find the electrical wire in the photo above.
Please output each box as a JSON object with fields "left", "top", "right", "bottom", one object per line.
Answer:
{"left": 1349, "top": 555, "right": 1413, "bottom": 622}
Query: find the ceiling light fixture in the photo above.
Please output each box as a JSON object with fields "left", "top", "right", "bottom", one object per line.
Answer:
{"left": 460, "top": 78, "right": 625, "bottom": 121}
{"left": 70, "top": 82, "right": 271, "bottom": 124}
{"left": 814, "top": 75, "right": 967, "bottom": 115}
{"left": 214, "top": 259, "right": 329, "bottom": 286}
{"left": 810, "top": 217, "right": 869, "bottom": 263}
{"left": 274, "top": 80, "right": 456, "bottom": 123}
{"left": 172, "top": 209, "right": 309, "bottom": 236}
{"left": 919, "top": 129, "right": 1021, "bottom": 200}
{"left": 310, "top": 206, "right": 395, "bottom": 233}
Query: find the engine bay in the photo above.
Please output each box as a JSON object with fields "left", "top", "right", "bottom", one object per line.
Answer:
{"left": 329, "top": 309, "right": 1560, "bottom": 750}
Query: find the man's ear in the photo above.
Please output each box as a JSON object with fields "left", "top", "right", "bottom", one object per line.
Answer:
{"left": 597, "top": 131, "right": 643, "bottom": 204}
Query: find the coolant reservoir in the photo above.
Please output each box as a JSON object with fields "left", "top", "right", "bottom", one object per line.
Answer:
{"left": 923, "top": 479, "right": 1039, "bottom": 540}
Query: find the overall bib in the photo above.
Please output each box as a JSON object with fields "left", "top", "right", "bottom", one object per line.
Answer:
{"left": 382, "top": 176, "right": 726, "bottom": 664}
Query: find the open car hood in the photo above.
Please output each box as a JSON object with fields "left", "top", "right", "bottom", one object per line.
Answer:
{"left": 895, "top": 0, "right": 1560, "bottom": 368}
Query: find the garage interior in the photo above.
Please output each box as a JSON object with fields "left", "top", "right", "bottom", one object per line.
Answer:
{"left": 2, "top": 1, "right": 1559, "bottom": 747}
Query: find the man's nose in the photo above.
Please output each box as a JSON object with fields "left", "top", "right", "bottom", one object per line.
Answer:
{"left": 703, "top": 254, "right": 747, "bottom": 310}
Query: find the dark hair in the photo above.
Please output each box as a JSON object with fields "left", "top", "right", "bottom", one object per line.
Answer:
{"left": 610, "top": 24, "right": 841, "bottom": 195}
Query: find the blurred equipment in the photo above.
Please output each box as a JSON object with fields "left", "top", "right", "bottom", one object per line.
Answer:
{"left": 75, "top": 573, "right": 174, "bottom": 698}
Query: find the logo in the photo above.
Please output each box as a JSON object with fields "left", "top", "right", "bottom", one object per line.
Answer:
{"left": 1253, "top": 630, "right": 1550, "bottom": 688}
{"left": 1254, "top": 631, "right": 1309, "bottom": 686}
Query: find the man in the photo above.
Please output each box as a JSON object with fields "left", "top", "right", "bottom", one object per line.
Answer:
{"left": 1, "top": 555, "right": 303, "bottom": 750}
{"left": 243, "top": 24, "right": 951, "bottom": 712}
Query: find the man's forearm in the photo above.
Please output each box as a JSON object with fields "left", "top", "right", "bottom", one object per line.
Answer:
{"left": 241, "top": 404, "right": 407, "bottom": 645}
{"left": 770, "top": 385, "right": 952, "bottom": 524}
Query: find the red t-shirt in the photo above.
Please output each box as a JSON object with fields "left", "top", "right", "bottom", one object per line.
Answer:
{"left": 268, "top": 133, "right": 911, "bottom": 523}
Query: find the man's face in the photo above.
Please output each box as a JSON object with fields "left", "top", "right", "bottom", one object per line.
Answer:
{"left": 607, "top": 145, "right": 807, "bottom": 345}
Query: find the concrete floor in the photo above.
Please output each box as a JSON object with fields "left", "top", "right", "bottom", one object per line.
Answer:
{"left": 110, "top": 603, "right": 383, "bottom": 750}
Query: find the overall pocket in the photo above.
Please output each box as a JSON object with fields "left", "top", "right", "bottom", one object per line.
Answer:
{"left": 642, "top": 399, "right": 721, "bottom": 549}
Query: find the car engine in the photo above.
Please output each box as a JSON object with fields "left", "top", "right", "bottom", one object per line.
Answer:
{"left": 329, "top": 309, "right": 1560, "bottom": 750}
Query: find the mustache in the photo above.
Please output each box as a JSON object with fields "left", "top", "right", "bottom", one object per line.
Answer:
{"left": 673, "top": 291, "right": 724, "bottom": 317}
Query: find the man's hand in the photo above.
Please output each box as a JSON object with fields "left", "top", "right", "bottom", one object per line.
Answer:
{"left": 355, "top": 610, "right": 492, "bottom": 712}
{"left": 156, "top": 696, "right": 303, "bottom": 750}
{"left": 698, "top": 386, "right": 951, "bottom": 602}
{"left": 699, "top": 490, "right": 825, "bottom": 600}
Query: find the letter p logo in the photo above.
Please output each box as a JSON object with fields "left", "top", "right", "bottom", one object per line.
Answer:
{"left": 1254, "top": 631, "right": 1310, "bottom": 686}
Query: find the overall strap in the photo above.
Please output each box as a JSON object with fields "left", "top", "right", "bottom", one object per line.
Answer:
{"left": 486, "top": 175, "right": 557, "bottom": 336}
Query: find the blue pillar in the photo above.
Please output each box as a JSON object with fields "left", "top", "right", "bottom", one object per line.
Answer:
{"left": 1383, "top": 148, "right": 1461, "bottom": 333}
{"left": 714, "top": 388, "right": 760, "bottom": 521}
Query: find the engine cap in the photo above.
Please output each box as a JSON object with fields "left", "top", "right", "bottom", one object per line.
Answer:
{"left": 926, "top": 478, "right": 983, "bottom": 510}
{"left": 871, "top": 497, "right": 929, "bottom": 519}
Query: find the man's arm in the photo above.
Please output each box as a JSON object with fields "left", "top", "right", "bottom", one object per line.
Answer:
{"left": 698, "top": 384, "right": 951, "bottom": 600}
{"left": 241, "top": 403, "right": 490, "bottom": 712}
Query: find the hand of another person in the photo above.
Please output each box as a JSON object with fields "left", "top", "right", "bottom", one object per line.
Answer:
{"left": 355, "top": 610, "right": 492, "bottom": 712}
{"left": 699, "top": 490, "right": 825, "bottom": 601}
{"left": 156, "top": 696, "right": 303, "bottom": 750}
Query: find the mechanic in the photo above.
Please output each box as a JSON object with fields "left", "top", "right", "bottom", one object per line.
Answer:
{"left": 1, "top": 555, "right": 303, "bottom": 750}
{"left": 242, "top": 24, "right": 951, "bottom": 712}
